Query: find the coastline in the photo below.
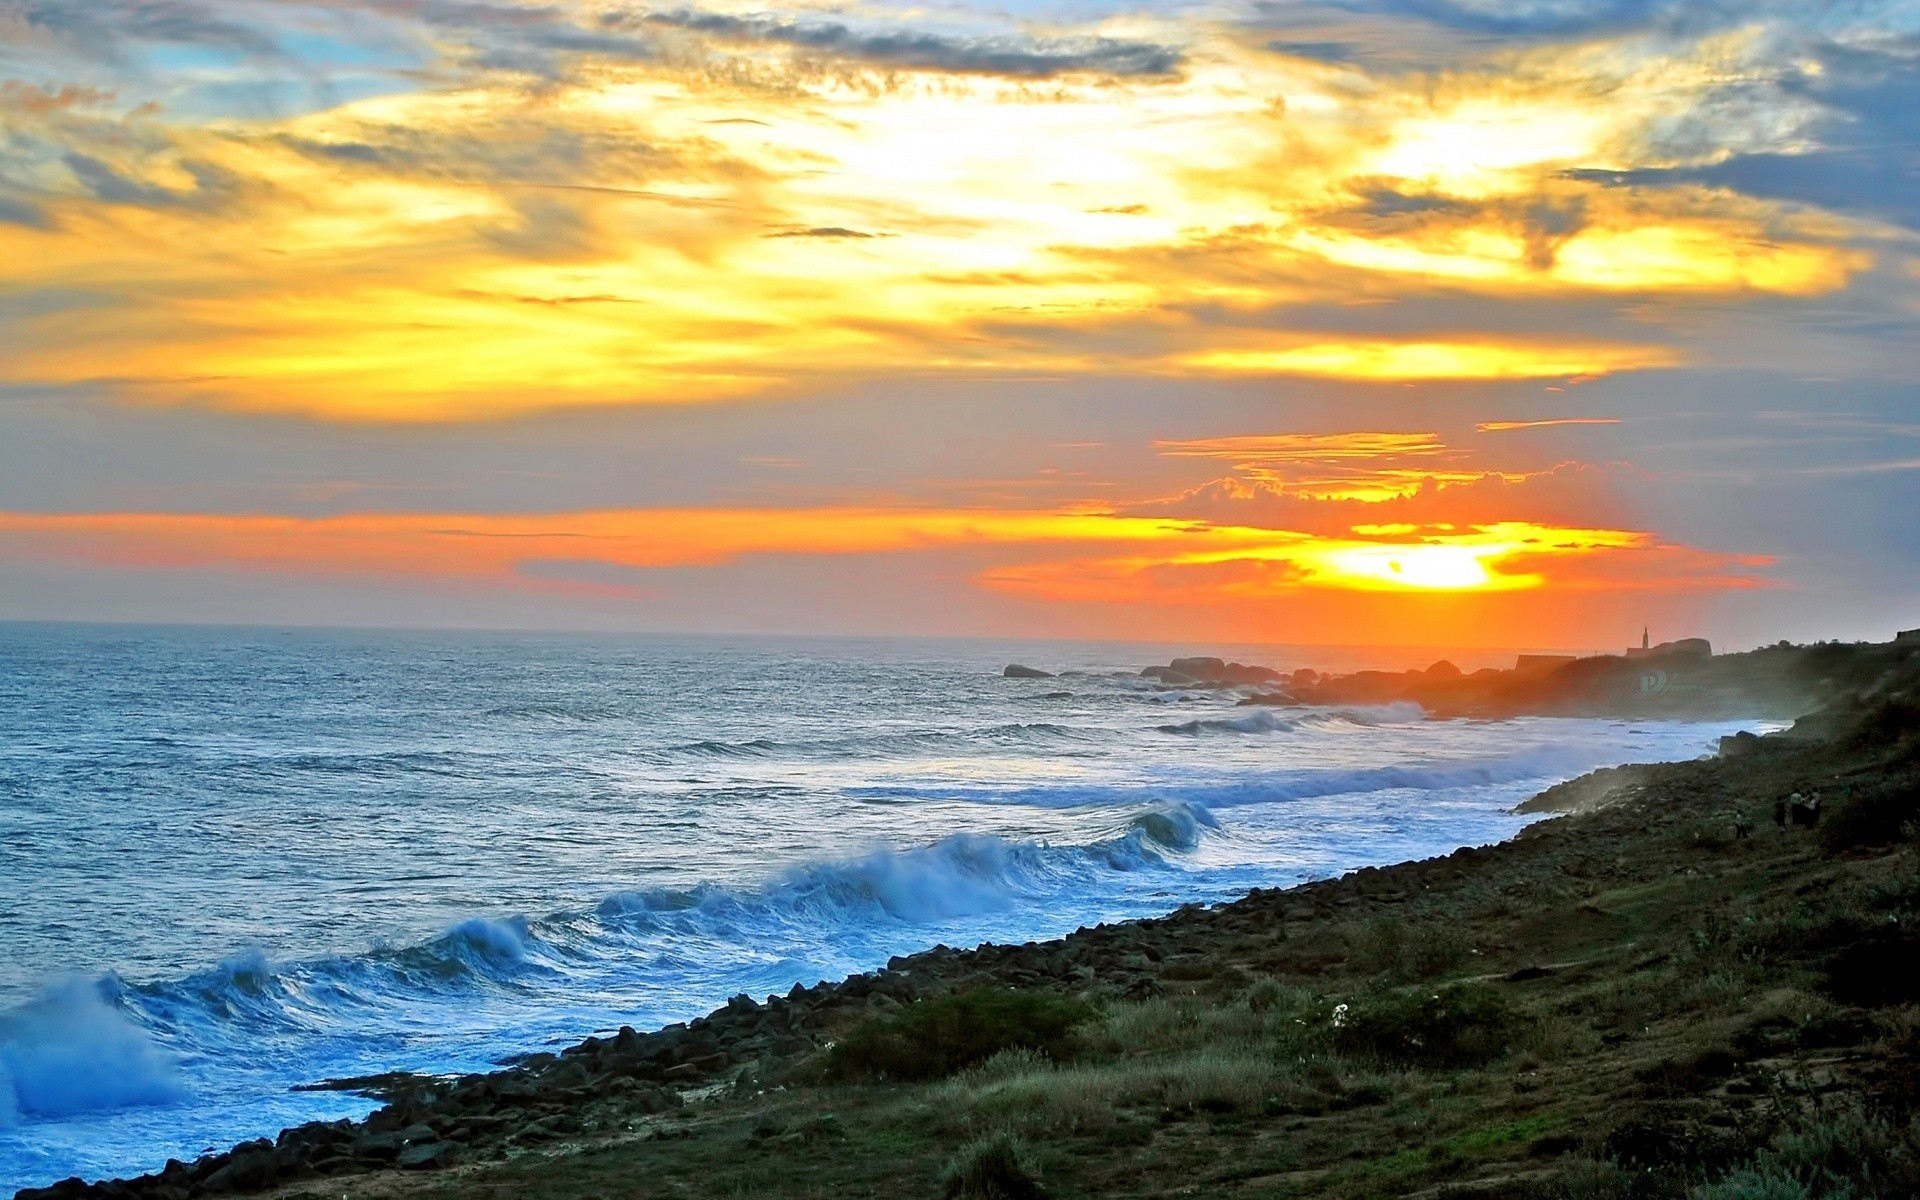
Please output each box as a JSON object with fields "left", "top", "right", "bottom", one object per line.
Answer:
{"left": 21, "top": 644, "right": 1920, "bottom": 1199}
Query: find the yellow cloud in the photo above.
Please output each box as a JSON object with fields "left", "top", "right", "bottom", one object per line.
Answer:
{"left": 1177, "top": 339, "right": 1682, "bottom": 381}
{"left": 0, "top": 17, "right": 1874, "bottom": 420}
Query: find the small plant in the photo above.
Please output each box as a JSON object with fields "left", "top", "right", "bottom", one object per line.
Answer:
{"left": 1333, "top": 982, "right": 1518, "bottom": 1069}
{"left": 1244, "top": 977, "right": 1286, "bottom": 1013}
{"left": 826, "top": 988, "right": 1095, "bottom": 1082}
{"left": 942, "top": 1130, "right": 1046, "bottom": 1200}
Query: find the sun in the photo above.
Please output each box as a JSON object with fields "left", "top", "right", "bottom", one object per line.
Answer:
{"left": 1320, "top": 543, "right": 1507, "bottom": 590}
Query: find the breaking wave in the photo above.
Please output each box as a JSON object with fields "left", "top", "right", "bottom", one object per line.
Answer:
{"left": 0, "top": 980, "right": 185, "bottom": 1127}
{"left": 1156, "top": 702, "right": 1426, "bottom": 737}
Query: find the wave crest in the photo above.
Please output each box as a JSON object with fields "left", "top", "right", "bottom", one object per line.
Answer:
{"left": 0, "top": 979, "right": 186, "bottom": 1124}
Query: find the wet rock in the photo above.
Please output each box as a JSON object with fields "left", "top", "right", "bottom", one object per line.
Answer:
{"left": 15, "top": 1179, "right": 90, "bottom": 1200}
{"left": 1002, "top": 664, "right": 1054, "bottom": 678}
{"left": 197, "top": 1147, "right": 278, "bottom": 1194}
{"left": 396, "top": 1141, "right": 460, "bottom": 1170}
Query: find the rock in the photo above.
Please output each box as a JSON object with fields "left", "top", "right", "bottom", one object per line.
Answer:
{"left": 397, "top": 1141, "right": 460, "bottom": 1170}
{"left": 352, "top": 1130, "right": 406, "bottom": 1161}
{"left": 15, "top": 1179, "right": 89, "bottom": 1200}
{"left": 1170, "top": 656, "right": 1227, "bottom": 678}
{"left": 1237, "top": 692, "right": 1292, "bottom": 706}
{"left": 1426, "top": 660, "right": 1462, "bottom": 678}
{"left": 1140, "top": 666, "right": 1202, "bottom": 685}
{"left": 1002, "top": 664, "right": 1054, "bottom": 678}
{"left": 1147, "top": 658, "right": 1279, "bottom": 686}
{"left": 198, "top": 1149, "right": 279, "bottom": 1193}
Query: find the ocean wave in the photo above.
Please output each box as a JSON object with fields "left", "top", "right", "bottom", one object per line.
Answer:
{"left": 1157, "top": 702, "right": 1426, "bottom": 737}
{"left": 651, "top": 722, "right": 1110, "bottom": 764}
{"left": 14, "top": 809, "right": 1223, "bottom": 1127}
{"left": 0, "top": 979, "right": 186, "bottom": 1127}
{"left": 233, "top": 750, "right": 479, "bottom": 779}
{"left": 848, "top": 741, "right": 1644, "bottom": 812}
{"left": 668, "top": 738, "right": 781, "bottom": 758}
{"left": 481, "top": 702, "right": 619, "bottom": 723}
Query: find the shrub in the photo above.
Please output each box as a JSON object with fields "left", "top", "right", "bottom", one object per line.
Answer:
{"left": 1689, "top": 1168, "right": 1814, "bottom": 1200}
{"left": 1818, "top": 774, "right": 1920, "bottom": 852}
{"left": 942, "top": 1130, "right": 1046, "bottom": 1200}
{"left": 1821, "top": 931, "right": 1920, "bottom": 1005}
{"left": 1350, "top": 917, "right": 1469, "bottom": 980}
{"left": 1333, "top": 982, "right": 1518, "bottom": 1069}
{"left": 827, "top": 989, "right": 1096, "bottom": 1082}
{"left": 1689, "top": 1103, "right": 1918, "bottom": 1200}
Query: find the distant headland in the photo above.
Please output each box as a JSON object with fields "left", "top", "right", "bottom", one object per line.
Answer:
{"left": 1006, "top": 630, "right": 1920, "bottom": 721}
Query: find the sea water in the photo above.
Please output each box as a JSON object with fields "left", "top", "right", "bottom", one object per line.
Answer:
{"left": 0, "top": 624, "right": 1766, "bottom": 1190}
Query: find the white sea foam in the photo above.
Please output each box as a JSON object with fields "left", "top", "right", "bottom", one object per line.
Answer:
{"left": 0, "top": 981, "right": 185, "bottom": 1126}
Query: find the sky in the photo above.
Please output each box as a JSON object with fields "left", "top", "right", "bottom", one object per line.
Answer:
{"left": 0, "top": 0, "right": 1917, "bottom": 651}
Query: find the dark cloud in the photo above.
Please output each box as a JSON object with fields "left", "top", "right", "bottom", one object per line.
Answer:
{"left": 1322, "top": 0, "right": 1666, "bottom": 38}
{"left": 344, "top": 0, "right": 660, "bottom": 75}
{"left": 0, "top": 286, "right": 118, "bottom": 317}
{"left": 629, "top": 10, "right": 1183, "bottom": 79}
{"left": 0, "top": 192, "right": 48, "bottom": 227}
{"left": 62, "top": 152, "right": 239, "bottom": 209}
{"left": 1348, "top": 185, "right": 1477, "bottom": 219}
{"left": 768, "top": 226, "right": 882, "bottom": 238}
{"left": 1294, "top": 185, "right": 1588, "bottom": 270}
{"left": 0, "top": 0, "right": 283, "bottom": 61}
{"left": 274, "top": 121, "right": 682, "bottom": 190}
{"left": 1267, "top": 40, "right": 1361, "bottom": 62}
{"left": 1563, "top": 40, "right": 1920, "bottom": 231}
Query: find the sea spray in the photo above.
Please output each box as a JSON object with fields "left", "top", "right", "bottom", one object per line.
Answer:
{"left": 0, "top": 980, "right": 185, "bottom": 1124}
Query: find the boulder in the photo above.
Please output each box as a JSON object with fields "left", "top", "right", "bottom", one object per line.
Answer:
{"left": 1169, "top": 656, "right": 1227, "bottom": 678}
{"left": 1140, "top": 666, "right": 1201, "bottom": 685}
{"left": 1002, "top": 664, "right": 1054, "bottom": 679}
{"left": 397, "top": 1141, "right": 460, "bottom": 1170}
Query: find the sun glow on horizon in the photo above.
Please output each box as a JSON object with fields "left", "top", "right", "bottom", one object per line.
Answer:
{"left": 0, "top": 506, "right": 1756, "bottom": 611}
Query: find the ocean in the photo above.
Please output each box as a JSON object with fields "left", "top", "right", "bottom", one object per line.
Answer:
{"left": 0, "top": 624, "right": 1765, "bottom": 1191}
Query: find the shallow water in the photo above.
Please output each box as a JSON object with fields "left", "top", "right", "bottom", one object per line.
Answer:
{"left": 0, "top": 625, "right": 1765, "bottom": 1189}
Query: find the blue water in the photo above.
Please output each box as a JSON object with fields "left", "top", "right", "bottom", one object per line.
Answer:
{"left": 0, "top": 624, "right": 1765, "bottom": 1190}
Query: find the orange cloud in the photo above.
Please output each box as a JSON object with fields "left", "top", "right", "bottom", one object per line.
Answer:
{"left": 1157, "top": 432, "right": 1448, "bottom": 462}
{"left": 0, "top": 505, "right": 1768, "bottom": 607}
{"left": 1150, "top": 430, "right": 1525, "bottom": 502}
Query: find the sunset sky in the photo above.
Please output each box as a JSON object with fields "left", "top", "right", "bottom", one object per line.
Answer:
{"left": 1, "top": 0, "right": 1916, "bottom": 649}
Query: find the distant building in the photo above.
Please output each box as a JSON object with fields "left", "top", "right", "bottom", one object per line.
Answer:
{"left": 1515, "top": 654, "right": 1578, "bottom": 674}
{"left": 1898, "top": 629, "right": 1920, "bottom": 645}
{"left": 1628, "top": 632, "right": 1711, "bottom": 660}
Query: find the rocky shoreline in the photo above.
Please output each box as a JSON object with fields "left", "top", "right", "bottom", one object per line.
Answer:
{"left": 23, "top": 635, "right": 1920, "bottom": 1200}
{"left": 1010, "top": 638, "right": 1910, "bottom": 721}
{"left": 20, "top": 853, "right": 1494, "bottom": 1198}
